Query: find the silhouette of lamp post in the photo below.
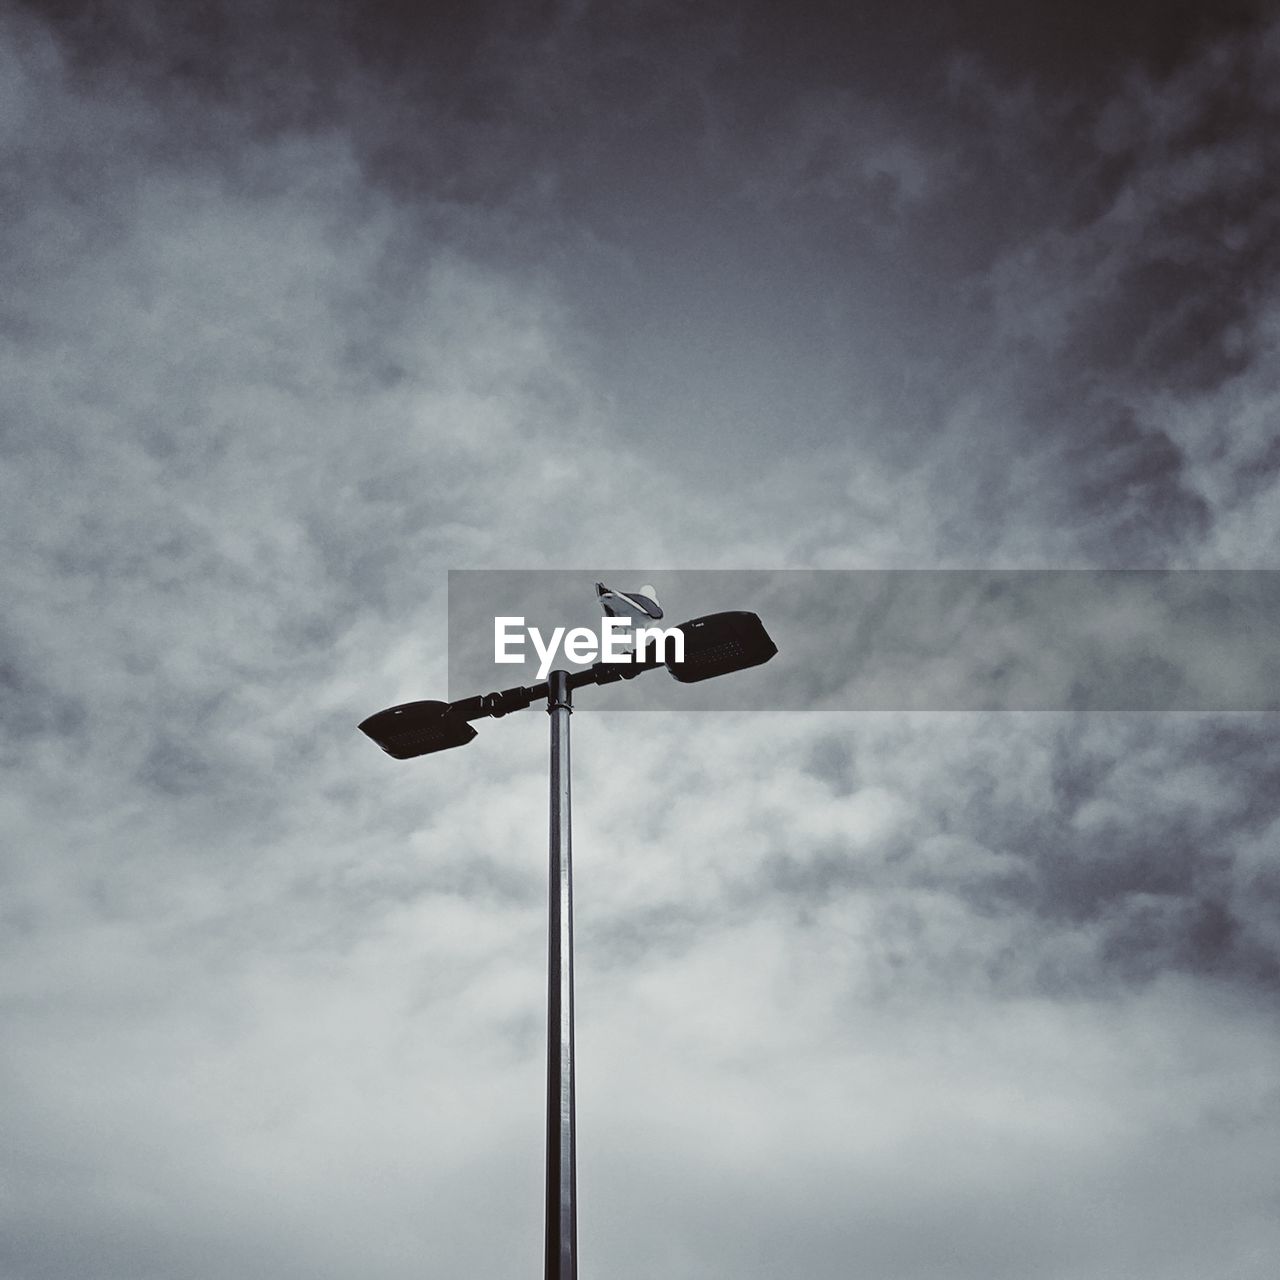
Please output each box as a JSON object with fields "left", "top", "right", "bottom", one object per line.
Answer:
{"left": 358, "top": 610, "right": 777, "bottom": 1280}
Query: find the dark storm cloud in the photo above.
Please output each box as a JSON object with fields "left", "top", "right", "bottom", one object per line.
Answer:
{"left": 708, "top": 4, "right": 1280, "bottom": 563}
{"left": 13, "top": 0, "right": 1277, "bottom": 581}
{"left": 23, "top": 1, "right": 1280, "bottom": 555}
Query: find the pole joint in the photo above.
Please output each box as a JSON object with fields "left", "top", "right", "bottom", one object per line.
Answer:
{"left": 547, "top": 669, "right": 574, "bottom": 714}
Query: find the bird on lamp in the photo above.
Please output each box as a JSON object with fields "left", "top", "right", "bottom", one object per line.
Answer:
{"left": 595, "top": 581, "right": 663, "bottom": 624}
{"left": 595, "top": 580, "right": 663, "bottom": 661}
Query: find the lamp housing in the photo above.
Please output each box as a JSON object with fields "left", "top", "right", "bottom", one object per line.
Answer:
{"left": 358, "top": 700, "right": 477, "bottom": 759}
{"left": 666, "top": 611, "right": 778, "bottom": 683}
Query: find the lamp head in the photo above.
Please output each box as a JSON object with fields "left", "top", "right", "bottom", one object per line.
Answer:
{"left": 666, "top": 611, "right": 778, "bottom": 683}
{"left": 358, "top": 700, "right": 477, "bottom": 759}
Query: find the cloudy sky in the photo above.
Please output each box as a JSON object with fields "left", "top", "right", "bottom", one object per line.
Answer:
{"left": 3, "top": 1, "right": 1280, "bottom": 1276}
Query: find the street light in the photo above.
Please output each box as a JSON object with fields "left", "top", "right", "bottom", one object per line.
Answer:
{"left": 666, "top": 610, "right": 779, "bottom": 683}
{"left": 359, "top": 609, "right": 778, "bottom": 1279}
{"left": 356, "top": 700, "right": 477, "bottom": 758}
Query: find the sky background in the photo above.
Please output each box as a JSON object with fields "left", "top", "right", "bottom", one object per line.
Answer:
{"left": 3, "top": 1, "right": 1280, "bottom": 1277}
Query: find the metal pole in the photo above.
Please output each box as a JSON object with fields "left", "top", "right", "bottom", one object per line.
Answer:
{"left": 545, "top": 670, "right": 577, "bottom": 1280}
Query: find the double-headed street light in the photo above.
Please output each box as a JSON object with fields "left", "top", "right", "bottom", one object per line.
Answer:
{"left": 359, "top": 609, "right": 778, "bottom": 1280}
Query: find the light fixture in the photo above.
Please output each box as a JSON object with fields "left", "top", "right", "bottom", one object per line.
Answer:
{"left": 357, "top": 700, "right": 477, "bottom": 759}
{"left": 666, "top": 610, "right": 778, "bottom": 683}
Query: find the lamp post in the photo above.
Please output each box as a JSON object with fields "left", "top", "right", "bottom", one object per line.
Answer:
{"left": 359, "top": 610, "right": 777, "bottom": 1280}
{"left": 545, "top": 668, "right": 576, "bottom": 1280}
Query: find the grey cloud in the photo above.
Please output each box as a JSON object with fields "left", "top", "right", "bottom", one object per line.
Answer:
{"left": 5, "top": 4, "right": 1280, "bottom": 1278}
{"left": 565, "top": 709, "right": 1280, "bottom": 1008}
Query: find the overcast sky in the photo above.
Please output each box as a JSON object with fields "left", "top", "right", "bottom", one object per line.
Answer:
{"left": 3, "top": 2, "right": 1280, "bottom": 1277}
